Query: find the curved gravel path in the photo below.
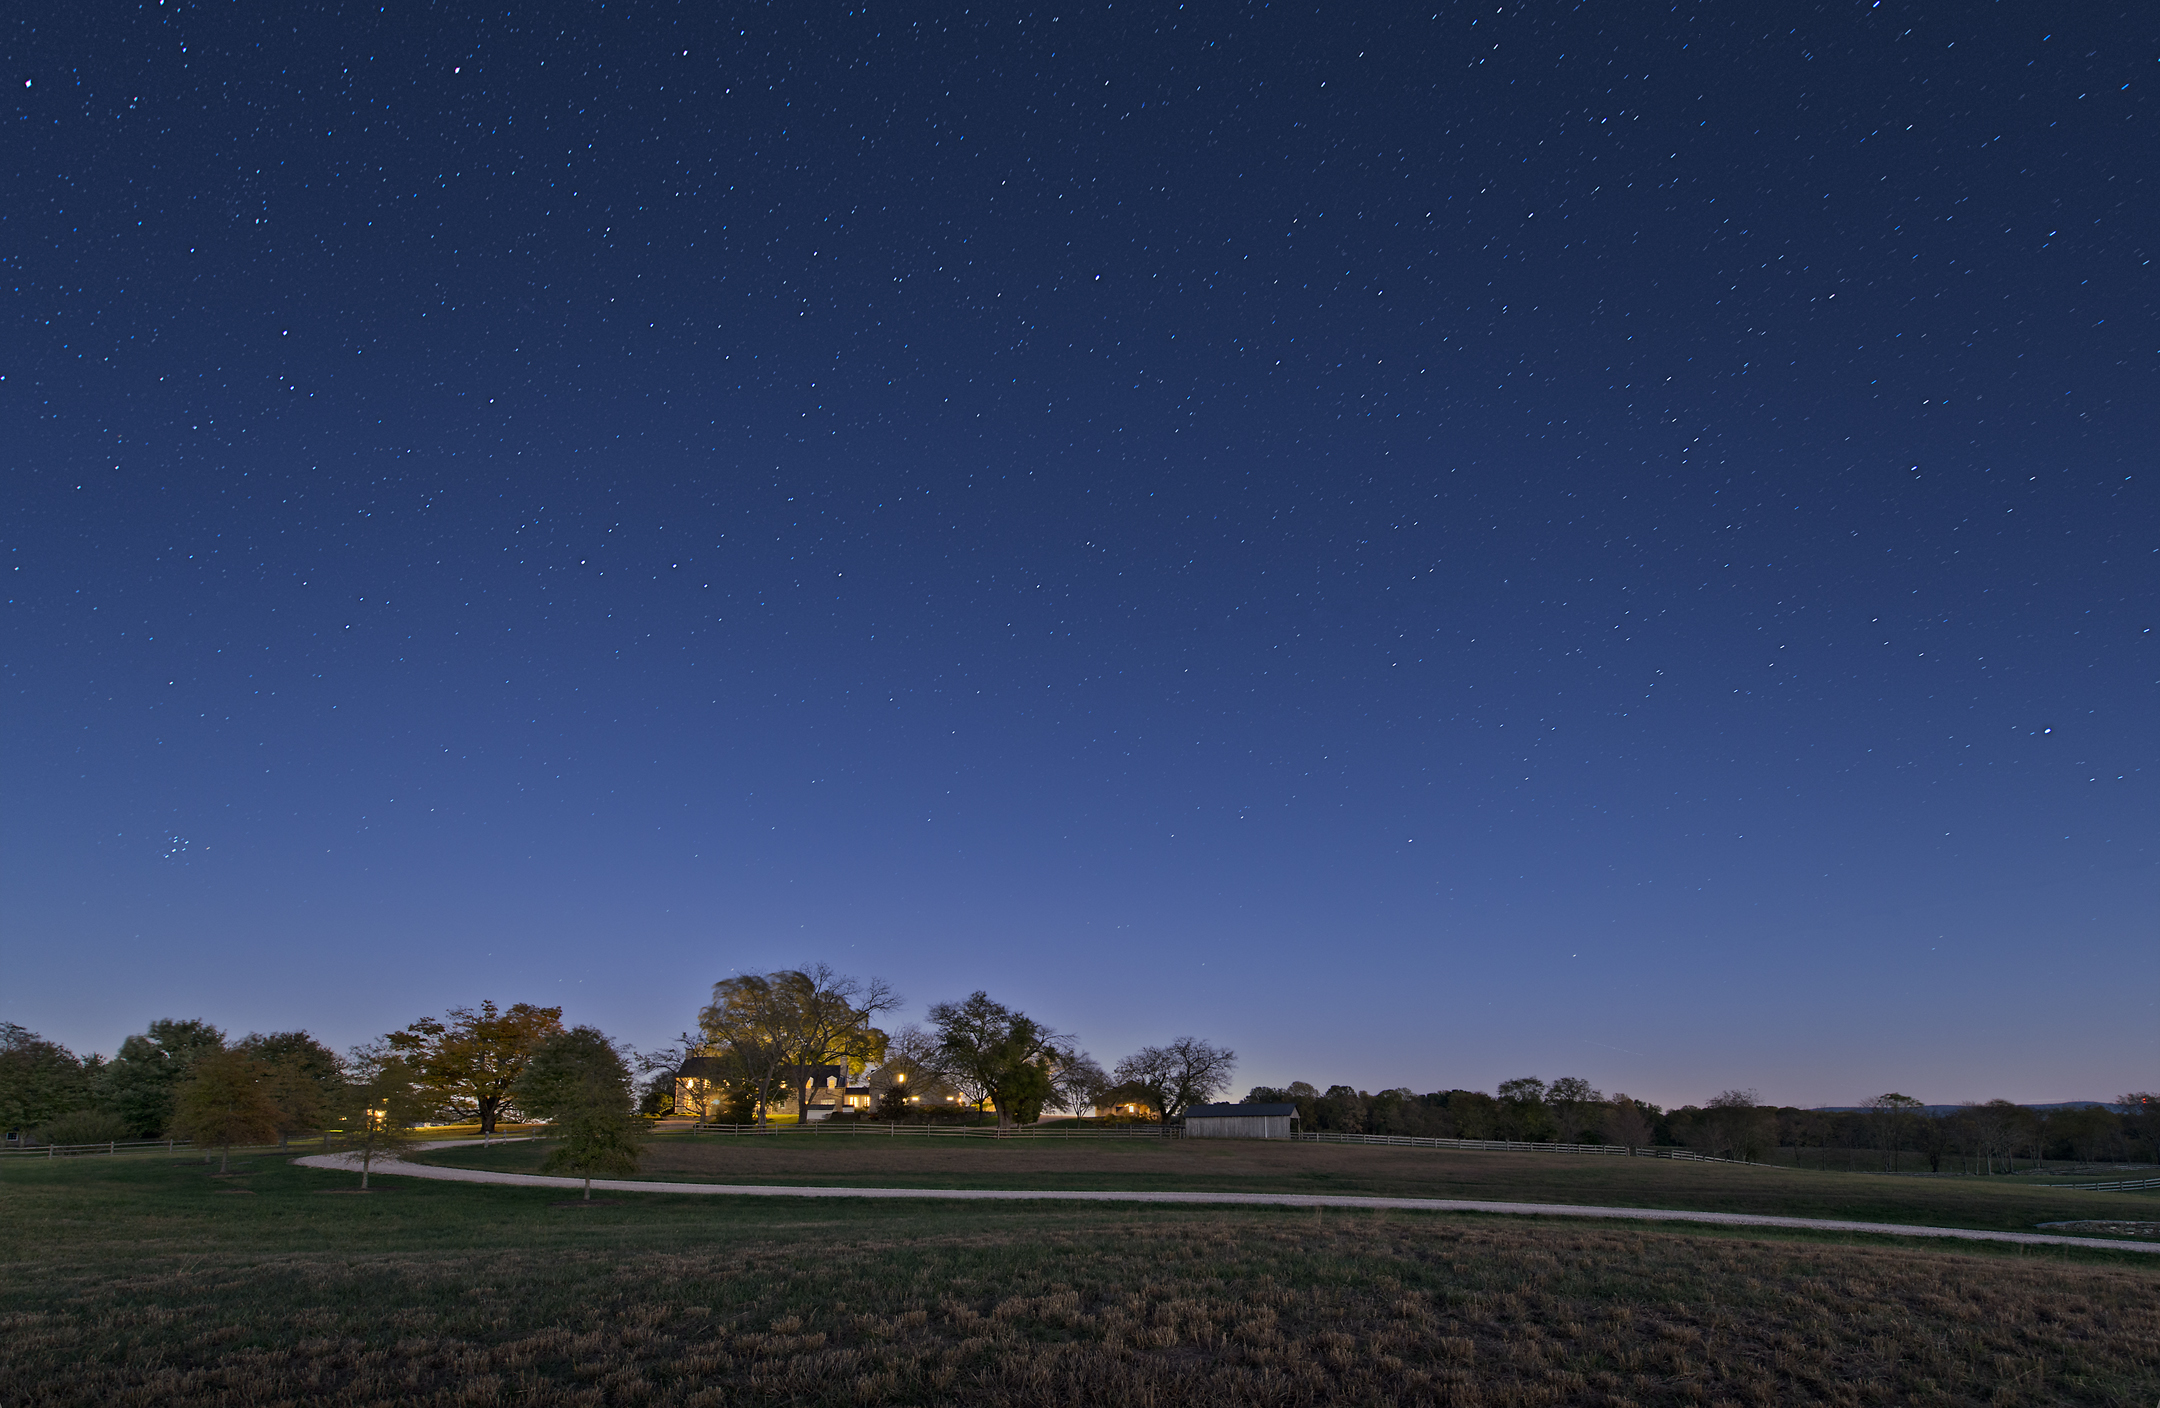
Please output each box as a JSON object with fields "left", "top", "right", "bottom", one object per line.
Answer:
{"left": 292, "top": 1143, "right": 2158, "bottom": 1255}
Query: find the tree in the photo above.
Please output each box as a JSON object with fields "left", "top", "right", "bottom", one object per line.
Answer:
{"left": 1496, "top": 1077, "right": 1556, "bottom": 1141}
{"left": 1600, "top": 1094, "right": 1655, "bottom": 1152}
{"left": 925, "top": 991, "right": 1072, "bottom": 1130}
{"left": 511, "top": 1026, "right": 633, "bottom": 1124}
{"left": 170, "top": 1050, "right": 283, "bottom": 1172}
{"left": 386, "top": 1001, "right": 564, "bottom": 1135}
{"left": 34, "top": 1109, "right": 133, "bottom": 1146}
{"left": 633, "top": 1042, "right": 686, "bottom": 1116}
{"left": 1052, "top": 1051, "right": 1109, "bottom": 1117}
{"left": 1701, "top": 1089, "right": 1774, "bottom": 1163}
{"left": 767, "top": 965, "right": 900, "bottom": 1120}
{"left": 1111, "top": 1038, "right": 1238, "bottom": 1124}
{"left": 235, "top": 1031, "right": 344, "bottom": 1148}
{"left": 101, "top": 1019, "right": 226, "bottom": 1136}
{"left": 866, "top": 1024, "right": 959, "bottom": 1119}
{"left": 1545, "top": 1077, "right": 1605, "bottom": 1144}
{"left": 697, "top": 975, "right": 795, "bottom": 1126}
{"left": 1864, "top": 1092, "right": 1923, "bottom": 1172}
{"left": 0, "top": 1023, "right": 92, "bottom": 1137}
{"left": 542, "top": 1075, "right": 645, "bottom": 1199}
{"left": 332, "top": 1043, "right": 427, "bottom": 1190}
{"left": 2119, "top": 1092, "right": 2160, "bottom": 1164}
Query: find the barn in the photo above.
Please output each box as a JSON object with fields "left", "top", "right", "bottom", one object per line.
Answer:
{"left": 1183, "top": 1101, "right": 1300, "bottom": 1139}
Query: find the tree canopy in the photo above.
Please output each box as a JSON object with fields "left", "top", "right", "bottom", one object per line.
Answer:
{"left": 541, "top": 1074, "right": 644, "bottom": 1198}
{"left": 0, "top": 1023, "right": 93, "bottom": 1136}
{"left": 696, "top": 967, "right": 897, "bottom": 1124}
{"left": 235, "top": 1030, "right": 344, "bottom": 1146}
{"left": 169, "top": 1049, "right": 283, "bottom": 1172}
{"left": 925, "top": 991, "right": 1070, "bottom": 1128}
{"left": 386, "top": 1001, "right": 563, "bottom": 1134}
{"left": 1111, "top": 1038, "right": 1236, "bottom": 1122}
{"left": 103, "top": 1019, "right": 226, "bottom": 1136}
{"left": 511, "top": 1026, "right": 633, "bottom": 1124}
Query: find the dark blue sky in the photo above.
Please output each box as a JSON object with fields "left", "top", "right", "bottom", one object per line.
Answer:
{"left": 5, "top": 2, "right": 2153, "bottom": 1107}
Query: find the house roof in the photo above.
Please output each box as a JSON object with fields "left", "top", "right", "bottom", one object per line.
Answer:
{"left": 676, "top": 1059, "right": 855, "bottom": 1081}
{"left": 1185, "top": 1102, "right": 1298, "bottom": 1118}
{"left": 676, "top": 1056, "right": 731, "bottom": 1079}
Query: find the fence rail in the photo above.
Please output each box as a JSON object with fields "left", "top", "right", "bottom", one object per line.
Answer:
{"left": 691, "top": 1122, "right": 1178, "bottom": 1139}
{"left": 1292, "top": 1131, "right": 1748, "bottom": 1163}
{"left": 2053, "top": 1175, "right": 2160, "bottom": 1192}
{"left": 684, "top": 1122, "right": 1754, "bottom": 1160}
{"left": 3, "top": 1137, "right": 195, "bottom": 1159}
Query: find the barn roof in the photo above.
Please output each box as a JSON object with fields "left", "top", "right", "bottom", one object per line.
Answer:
{"left": 1185, "top": 1102, "right": 1298, "bottom": 1118}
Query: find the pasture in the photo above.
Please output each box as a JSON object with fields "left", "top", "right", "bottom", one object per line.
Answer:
{"left": 420, "top": 1127, "right": 2160, "bottom": 1236}
{"left": 2, "top": 1139, "right": 2155, "bottom": 1406}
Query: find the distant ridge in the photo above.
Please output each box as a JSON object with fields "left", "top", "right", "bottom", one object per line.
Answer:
{"left": 1807, "top": 1101, "right": 2124, "bottom": 1115}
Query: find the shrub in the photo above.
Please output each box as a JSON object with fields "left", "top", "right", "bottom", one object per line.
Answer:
{"left": 34, "top": 1108, "right": 135, "bottom": 1146}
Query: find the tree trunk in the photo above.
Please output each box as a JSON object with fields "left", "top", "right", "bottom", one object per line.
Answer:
{"left": 583, "top": 1175, "right": 592, "bottom": 1201}
{"left": 478, "top": 1096, "right": 499, "bottom": 1136}
{"left": 219, "top": 1145, "right": 229, "bottom": 1174}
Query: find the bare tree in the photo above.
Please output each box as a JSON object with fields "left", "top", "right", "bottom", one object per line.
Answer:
{"left": 861, "top": 1023, "right": 936, "bottom": 1114}
{"left": 1963, "top": 1098, "right": 2028, "bottom": 1174}
{"left": 1111, "top": 1037, "right": 1237, "bottom": 1123}
{"left": 1052, "top": 1051, "right": 1109, "bottom": 1117}
{"left": 1864, "top": 1092, "right": 1923, "bottom": 1171}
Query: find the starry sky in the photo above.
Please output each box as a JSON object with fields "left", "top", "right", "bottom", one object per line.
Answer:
{"left": 5, "top": 2, "right": 2154, "bottom": 1109}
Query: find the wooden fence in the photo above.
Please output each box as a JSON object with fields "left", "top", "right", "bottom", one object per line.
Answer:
{"left": 2051, "top": 1174, "right": 2160, "bottom": 1192}
{"left": 691, "top": 1122, "right": 1178, "bottom": 1139}
{"left": 1292, "top": 1131, "right": 1749, "bottom": 1163}
{"left": 3, "top": 1137, "right": 196, "bottom": 1159}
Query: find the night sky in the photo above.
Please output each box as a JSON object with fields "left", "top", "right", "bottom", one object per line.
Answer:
{"left": 5, "top": 3, "right": 2154, "bottom": 1109}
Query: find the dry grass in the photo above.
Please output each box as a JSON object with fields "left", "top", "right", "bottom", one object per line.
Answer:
{"left": 8, "top": 1210, "right": 2158, "bottom": 1404}
{"left": 5, "top": 1150, "right": 2156, "bottom": 1405}
{"left": 424, "top": 1130, "right": 2160, "bottom": 1236}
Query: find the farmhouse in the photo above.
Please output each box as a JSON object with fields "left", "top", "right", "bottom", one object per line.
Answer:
{"left": 673, "top": 1059, "right": 873, "bottom": 1122}
{"left": 1184, "top": 1101, "right": 1300, "bottom": 1139}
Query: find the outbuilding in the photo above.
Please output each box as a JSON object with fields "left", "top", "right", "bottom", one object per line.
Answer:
{"left": 1183, "top": 1101, "right": 1300, "bottom": 1139}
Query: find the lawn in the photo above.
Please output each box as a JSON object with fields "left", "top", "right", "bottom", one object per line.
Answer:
{"left": 413, "top": 1129, "right": 2160, "bottom": 1237}
{"left": 2, "top": 1148, "right": 2155, "bottom": 1406}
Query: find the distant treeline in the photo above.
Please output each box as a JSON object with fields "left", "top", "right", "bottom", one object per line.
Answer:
{"left": 1246, "top": 1079, "right": 2160, "bottom": 1171}
{"left": 0, "top": 1004, "right": 631, "bottom": 1148}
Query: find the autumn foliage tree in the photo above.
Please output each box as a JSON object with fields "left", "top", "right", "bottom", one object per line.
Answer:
{"left": 386, "top": 1001, "right": 563, "bottom": 1135}
{"left": 235, "top": 1030, "right": 344, "bottom": 1147}
{"left": 696, "top": 967, "right": 898, "bottom": 1125}
{"left": 169, "top": 1049, "right": 282, "bottom": 1172}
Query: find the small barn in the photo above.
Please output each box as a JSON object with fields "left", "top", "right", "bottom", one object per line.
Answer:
{"left": 1183, "top": 1102, "right": 1300, "bottom": 1139}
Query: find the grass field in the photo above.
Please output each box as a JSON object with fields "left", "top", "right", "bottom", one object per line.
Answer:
{"left": 3, "top": 1145, "right": 2156, "bottom": 1406}
{"left": 414, "top": 1130, "right": 2160, "bottom": 1238}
